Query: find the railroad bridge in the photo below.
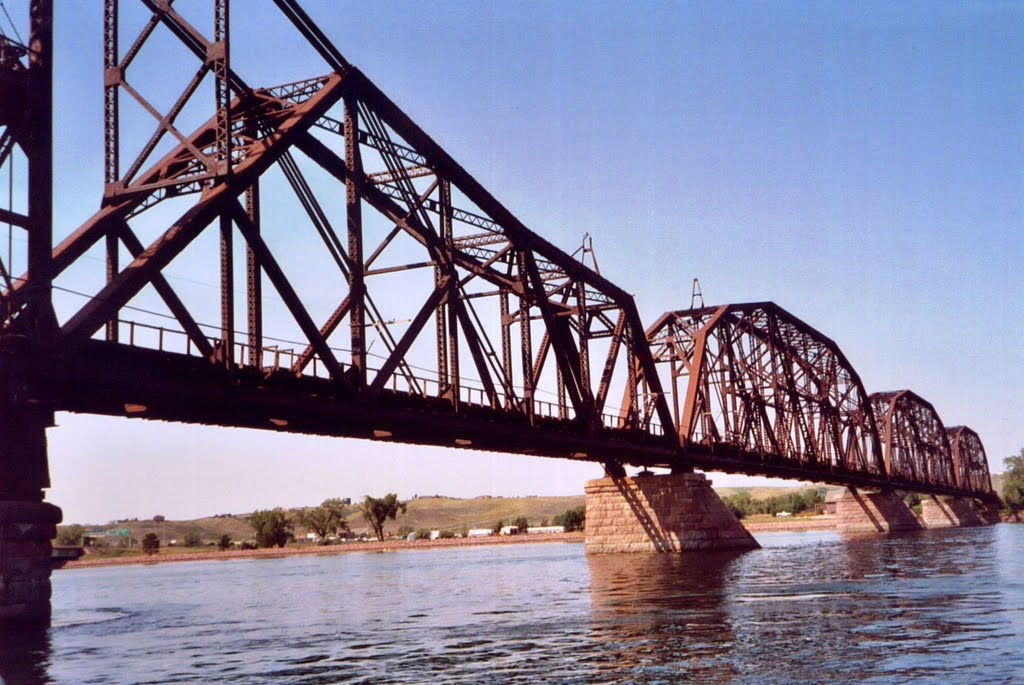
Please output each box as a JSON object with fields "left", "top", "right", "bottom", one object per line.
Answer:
{"left": 0, "top": 1, "right": 998, "bottom": 625}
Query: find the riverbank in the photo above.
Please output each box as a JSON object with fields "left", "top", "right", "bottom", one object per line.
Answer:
{"left": 58, "top": 531, "right": 587, "bottom": 570}
{"left": 58, "top": 515, "right": 842, "bottom": 570}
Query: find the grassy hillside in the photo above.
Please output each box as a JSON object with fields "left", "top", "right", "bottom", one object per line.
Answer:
{"left": 64, "top": 485, "right": 820, "bottom": 545}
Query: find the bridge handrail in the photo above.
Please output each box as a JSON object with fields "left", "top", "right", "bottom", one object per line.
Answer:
{"left": 112, "top": 319, "right": 663, "bottom": 438}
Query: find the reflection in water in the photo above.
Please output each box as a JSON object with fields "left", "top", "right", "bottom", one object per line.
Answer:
{"left": 587, "top": 551, "right": 743, "bottom": 682}
{"left": 587, "top": 528, "right": 1024, "bottom": 684}
{"left": 0, "top": 626, "right": 52, "bottom": 685}
{"left": 7, "top": 527, "right": 1024, "bottom": 684}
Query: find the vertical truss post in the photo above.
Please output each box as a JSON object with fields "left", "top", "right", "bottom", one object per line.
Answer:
{"left": 557, "top": 366, "right": 567, "bottom": 420}
{"left": 245, "top": 184, "right": 262, "bottom": 367}
{"left": 438, "top": 181, "right": 460, "bottom": 411}
{"left": 105, "top": 232, "right": 118, "bottom": 341}
{"left": 212, "top": 0, "right": 231, "bottom": 178}
{"left": 25, "top": 0, "right": 55, "bottom": 343}
{"left": 517, "top": 262, "right": 534, "bottom": 425}
{"left": 219, "top": 213, "right": 234, "bottom": 365}
{"left": 102, "top": 0, "right": 119, "bottom": 196}
{"left": 435, "top": 180, "right": 453, "bottom": 396}
{"left": 500, "top": 290, "right": 513, "bottom": 394}
{"left": 344, "top": 91, "right": 366, "bottom": 389}
{"left": 576, "top": 281, "right": 592, "bottom": 429}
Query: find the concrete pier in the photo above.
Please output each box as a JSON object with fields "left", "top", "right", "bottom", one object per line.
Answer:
{"left": 584, "top": 472, "right": 759, "bottom": 553}
{"left": 834, "top": 488, "right": 922, "bottom": 534}
{"left": 920, "top": 496, "right": 985, "bottom": 528}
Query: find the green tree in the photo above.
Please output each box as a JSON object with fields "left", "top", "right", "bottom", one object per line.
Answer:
{"left": 1003, "top": 448, "right": 1024, "bottom": 513}
{"left": 299, "top": 498, "right": 350, "bottom": 544}
{"left": 183, "top": 531, "right": 202, "bottom": 547}
{"left": 55, "top": 524, "right": 86, "bottom": 547}
{"left": 554, "top": 505, "right": 586, "bottom": 532}
{"left": 141, "top": 532, "right": 160, "bottom": 555}
{"left": 218, "top": 534, "right": 232, "bottom": 551}
{"left": 360, "top": 494, "right": 407, "bottom": 541}
{"left": 249, "top": 508, "right": 295, "bottom": 548}
{"left": 512, "top": 516, "right": 529, "bottom": 532}
{"left": 491, "top": 519, "right": 504, "bottom": 534}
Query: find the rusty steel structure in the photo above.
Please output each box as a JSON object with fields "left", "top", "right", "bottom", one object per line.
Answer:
{"left": 637, "top": 304, "right": 994, "bottom": 499}
{"left": 0, "top": 0, "right": 997, "bottom": 510}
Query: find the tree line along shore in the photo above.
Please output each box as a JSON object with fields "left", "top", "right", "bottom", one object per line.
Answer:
{"left": 54, "top": 486, "right": 840, "bottom": 567}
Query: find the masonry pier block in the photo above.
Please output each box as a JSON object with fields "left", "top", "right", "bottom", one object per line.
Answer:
{"left": 0, "top": 500, "right": 62, "bottom": 626}
{"left": 920, "top": 496, "right": 985, "bottom": 528}
{"left": 834, "top": 488, "right": 922, "bottom": 534}
{"left": 584, "top": 472, "right": 759, "bottom": 553}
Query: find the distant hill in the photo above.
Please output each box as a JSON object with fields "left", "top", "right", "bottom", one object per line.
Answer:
{"left": 66, "top": 485, "right": 822, "bottom": 545}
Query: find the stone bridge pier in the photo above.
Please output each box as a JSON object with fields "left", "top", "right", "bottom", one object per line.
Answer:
{"left": 584, "top": 471, "right": 759, "bottom": 553}
{"left": 0, "top": 403, "right": 62, "bottom": 628}
{"left": 920, "top": 496, "right": 987, "bottom": 528}
{"left": 834, "top": 488, "right": 922, "bottom": 534}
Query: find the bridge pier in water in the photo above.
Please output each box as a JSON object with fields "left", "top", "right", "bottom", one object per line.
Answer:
{"left": 834, "top": 488, "right": 922, "bottom": 534}
{"left": 920, "top": 496, "right": 986, "bottom": 528}
{"left": 0, "top": 406, "right": 62, "bottom": 628}
{"left": 584, "top": 472, "right": 759, "bottom": 553}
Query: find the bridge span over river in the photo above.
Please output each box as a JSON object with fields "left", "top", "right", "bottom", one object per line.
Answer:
{"left": 0, "top": 1, "right": 998, "bottom": 625}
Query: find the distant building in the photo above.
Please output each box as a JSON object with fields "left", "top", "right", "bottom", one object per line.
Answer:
{"left": 153, "top": 515, "right": 165, "bottom": 522}
{"left": 467, "top": 528, "right": 491, "bottom": 537}
{"left": 429, "top": 530, "right": 441, "bottom": 540}
{"left": 526, "top": 526, "right": 565, "bottom": 535}
{"left": 499, "top": 526, "right": 520, "bottom": 536}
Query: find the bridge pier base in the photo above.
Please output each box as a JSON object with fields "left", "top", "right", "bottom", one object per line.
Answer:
{"left": 920, "top": 496, "right": 985, "bottom": 528}
{"left": 0, "top": 500, "right": 61, "bottom": 627}
{"left": 0, "top": 399, "right": 61, "bottom": 627}
{"left": 584, "top": 472, "right": 759, "bottom": 553}
{"left": 835, "top": 488, "right": 922, "bottom": 534}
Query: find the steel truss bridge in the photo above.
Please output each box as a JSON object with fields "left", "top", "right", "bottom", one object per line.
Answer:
{"left": 0, "top": 0, "right": 995, "bottom": 506}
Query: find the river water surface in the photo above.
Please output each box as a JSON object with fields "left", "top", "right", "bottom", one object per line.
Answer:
{"left": 2, "top": 525, "right": 1023, "bottom": 684}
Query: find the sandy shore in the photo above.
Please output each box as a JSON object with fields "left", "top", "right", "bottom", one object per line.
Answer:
{"left": 58, "top": 532, "right": 586, "bottom": 570}
{"left": 742, "top": 515, "right": 837, "bottom": 533}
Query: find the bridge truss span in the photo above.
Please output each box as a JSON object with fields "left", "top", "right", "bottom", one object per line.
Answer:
{"left": 0, "top": 0, "right": 996, "bottom": 502}
{"left": 636, "top": 302, "right": 886, "bottom": 479}
{"left": 633, "top": 302, "right": 995, "bottom": 499}
{"left": 1, "top": 0, "right": 677, "bottom": 469}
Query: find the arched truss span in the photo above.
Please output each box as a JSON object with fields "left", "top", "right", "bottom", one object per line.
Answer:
{"left": 635, "top": 302, "right": 885, "bottom": 476}
{"left": 870, "top": 390, "right": 956, "bottom": 488}
{"left": 946, "top": 426, "right": 992, "bottom": 495}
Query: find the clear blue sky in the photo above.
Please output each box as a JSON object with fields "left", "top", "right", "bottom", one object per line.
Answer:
{"left": 8, "top": 1, "right": 1021, "bottom": 523}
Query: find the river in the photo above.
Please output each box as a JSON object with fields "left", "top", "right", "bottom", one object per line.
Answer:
{"left": 2, "top": 525, "right": 1022, "bottom": 684}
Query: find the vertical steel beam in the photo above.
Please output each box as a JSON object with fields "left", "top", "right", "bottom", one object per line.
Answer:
{"left": 103, "top": 0, "right": 119, "bottom": 196}
{"left": 435, "top": 181, "right": 451, "bottom": 395}
{"left": 25, "top": 0, "right": 54, "bottom": 343}
{"left": 517, "top": 256, "right": 534, "bottom": 425}
{"left": 344, "top": 91, "right": 366, "bottom": 389}
{"left": 105, "top": 232, "right": 119, "bottom": 341}
{"left": 219, "top": 213, "right": 234, "bottom": 365}
{"left": 212, "top": 0, "right": 231, "bottom": 178}
{"left": 245, "top": 184, "right": 262, "bottom": 367}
